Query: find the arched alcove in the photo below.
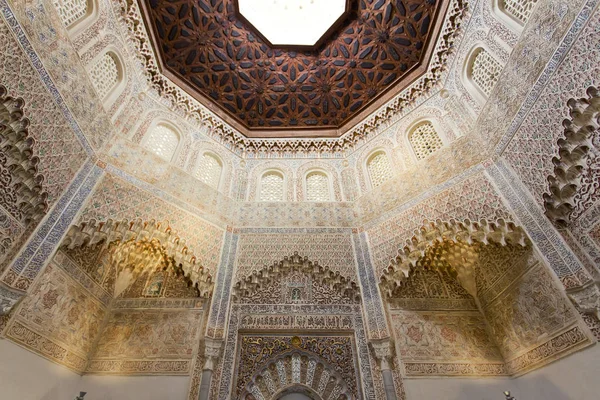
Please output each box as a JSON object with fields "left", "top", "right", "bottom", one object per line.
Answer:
{"left": 259, "top": 170, "right": 286, "bottom": 202}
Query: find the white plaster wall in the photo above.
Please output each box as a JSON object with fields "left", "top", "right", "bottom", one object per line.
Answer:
{"left": 78, "top": 374, "right": 191, "bottom": 400}
{"left": 0, "top": 339, "right": 81, "bottom": 400}
{"left": 0, "top": 339, "right": 190, "bottom": 400}
{"left": 404, "top": 344, "right": 600, "bottom": 400}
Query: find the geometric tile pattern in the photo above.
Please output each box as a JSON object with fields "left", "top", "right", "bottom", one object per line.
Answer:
{"left": 52, "top": 0, "right": 88, "bottom": 27}
{"left": 140, "top": 0, "right": 444, "bottom": 134}
{"left": 503, "top": 0, "right": 539, "bottom": 24}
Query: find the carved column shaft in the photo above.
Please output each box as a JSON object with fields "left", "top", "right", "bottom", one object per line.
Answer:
{"left": 198, "top": 337, "right": 223, "bottom": 400}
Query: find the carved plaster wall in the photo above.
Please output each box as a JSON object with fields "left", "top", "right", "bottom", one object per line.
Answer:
{"left": 75, "top": 173, "right": 225, "bottom": 275}
{"left": 3, "top": 259, "right": 108, "bottom": 373}
{"left": 88, "top": 303, "right": 204, "bottom": 375}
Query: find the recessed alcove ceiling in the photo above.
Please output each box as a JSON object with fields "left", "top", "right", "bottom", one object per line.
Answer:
{"left": 140, "top": 0, "right": 449, "bottom": 138}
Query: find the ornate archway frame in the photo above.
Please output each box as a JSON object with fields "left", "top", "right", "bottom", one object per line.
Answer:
{"left": 215, "top": 303, "right": 375, "bottom": 400}
{"left": 274, "top": 384, "right": 324, "bottom": 400}
{"left": 238, "top": 347, "right": 354, "bottom": 400}
{"left": 62, "top": 218, "right": 214, "bottom": 296}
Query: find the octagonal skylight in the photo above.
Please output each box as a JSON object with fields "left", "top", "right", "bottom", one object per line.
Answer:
{"left": 237, "top": 0, "right": 347, "bottom": 47}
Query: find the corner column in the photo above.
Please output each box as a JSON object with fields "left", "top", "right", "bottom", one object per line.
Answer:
{"left": 352, "top": 229, "right": 404, "bottom": 399}
{"left": 198, "top": 338, "right": 223, "bottom": 400}
{"left": 370, "top": 339, "right": 398, "bottom": 400}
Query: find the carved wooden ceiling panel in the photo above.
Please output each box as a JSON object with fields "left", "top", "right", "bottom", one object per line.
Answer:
{"left": 141, "top": 0, "right": 448, "bottom": 137}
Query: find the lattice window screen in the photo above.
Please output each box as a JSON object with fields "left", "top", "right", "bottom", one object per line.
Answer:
{"left": 367, "top": 152, "right": 392, "bottom": 188}
{"left": 53, "top": 0, "right": 88, "bottom": 27}
{"left": 502, "top": 0, "right": 539, "bottom": 24}
{"left": 410, "top": 122, "right": 443, "bottom": 160}
{"left": 260, "top": 172, "right": 284, "bottom": 201}
{"left": 90, "top": 53, "right": 119, "bottom": 100}
{"left": 470, "top": 49, "right": 502, "bottom": 97}
{"left": 196, "top": 153, "right": 222, "bottom": 189}
{"left": 306, "top": 172, "right": 330, "bottom": 201}
{"left": 144, "top": 124, "right": 179, "bottom": 161}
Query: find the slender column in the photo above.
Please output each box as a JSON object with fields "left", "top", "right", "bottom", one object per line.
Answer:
{"left": 370, "top": 338, "right": 397, "bottom": 400}
{"left": 198, "top": 338, "right": 223, "bottom": 400}
{"left": 351, "top": 230, "right": 389, "bottom": 339}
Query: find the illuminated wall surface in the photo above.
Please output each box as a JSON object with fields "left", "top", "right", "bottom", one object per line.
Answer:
{"left": 0, "top": 0, "right": 599, "bottom": 399}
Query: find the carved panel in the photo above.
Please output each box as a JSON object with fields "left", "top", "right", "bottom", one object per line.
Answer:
{"left": 235, "top": 335, "right": 358, "bottom": 399}
{"left": 391, "top": 311, "right": 506, "bottom": 376}
{"left": 483, "top": 262, "right": 578, "bottom": 360}
{"left": 88, "top": 308, "right": 204, "bottom": 375}
{"left": 6, "top": 263, "right": 106, "bottom": 371}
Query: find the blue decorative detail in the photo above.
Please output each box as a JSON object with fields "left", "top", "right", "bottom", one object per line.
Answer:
{"left": 206, "top": 229, "right": 239, "bottom": 337}
{"left": 9, "top": 160, "right": 103, "bottom": 278}
{"left": 495, "top": 0, "right": 599, "bottom": 155}
{"left": 485, "top": 159, "right": 584, "bottom": 278}
{"left": 0, "top": 0, "right": 94, "bottom": 155}
{"left": 352, "top": 232, "right": 389, "bottom": 339}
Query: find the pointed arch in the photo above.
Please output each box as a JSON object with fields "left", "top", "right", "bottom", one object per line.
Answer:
{"left": 380, "top": 218, "right": 528, "bottom": 297}
{"left": 130, "top": 109, "right": 193, "bottom": 168}
{"left": 462, "top": 44, "right": 504, "bottom": 105}
{"left": 53, "top": 0, "right": 99, "bottom": 35}
{"left": 61, "top": 218, "right": 213, "bottom": 296}
{"left": 188, "top": 140, "right": 234, "bottom": 194}
{"left": 492, "top": 0, "right": 540, "bottom": 32}
{"left": 248, "top": 162, "right": 294, "bottom": 201}
{"left": 238, "top": 350, "right": 352, "bottom": 400}
{"left": 356, "top": 138, "right": 398, "bottom": 193}
{"left": 296, "top": 161, "right": 342, "bottom": 202}
{"left": 407, "top": 119, "right": 446, "bottom": 161}
{"left": 233, "top": 252, "right": 360, "bottom": 304}
{"left": 141, "top": 120, "right": 182, "bottom": 162}
{"left": 87, "top": 47, "right": 127, "bottom": 109}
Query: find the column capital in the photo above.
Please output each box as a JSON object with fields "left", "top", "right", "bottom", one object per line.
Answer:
{"left": 568, "top": 281, "right": 600, "bottom": 318}
{"left": 203, "top": 337, "right": 224, "bottom": 371}
{"left": 369, "top": 338, "right": 394, "bottom": 371}
{"left": 0, "top": 282, "right": 25, "bottom": 316}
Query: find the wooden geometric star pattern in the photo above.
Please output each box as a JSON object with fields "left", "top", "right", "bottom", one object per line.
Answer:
{"left": 141, "top": 0, "right": 445, "bottom": 136}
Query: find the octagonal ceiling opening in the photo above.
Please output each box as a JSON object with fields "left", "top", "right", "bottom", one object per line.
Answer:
{"left": 235, "top": 0, "right": 350, "bottom": 48}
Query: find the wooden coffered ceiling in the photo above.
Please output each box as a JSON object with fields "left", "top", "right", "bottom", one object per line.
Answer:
{"left": 139, "top": 0, "right": 449, "bottom": 138}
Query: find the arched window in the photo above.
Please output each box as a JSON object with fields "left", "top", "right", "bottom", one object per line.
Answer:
{"left": 366, "top": 151, "right": 392, "bottom": 188}
{"left": 195, "top": 153, "right": 223, "bottom": 190}
{"left": 143, "top": 123, "right": 179, "bottom": 161}
{"left": 260, "top": 171, "right": 285, "bottom": 201}
{"left": 498, "top": 0, "right": 539, "bottom": 26}
{"left": 468, "top": 48, "right": 503, "bottom": 99}
{"left": 305, "top": 171, "right": 331, "bottom": 202}
{"left": 90, "top": 52, "right": 120, "bottom": 101}
{"left": 53, "top": 0, "right": 89, "bottom": 27}
{"left": 409, "top": 121, "right": 443, "bottom": 160}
